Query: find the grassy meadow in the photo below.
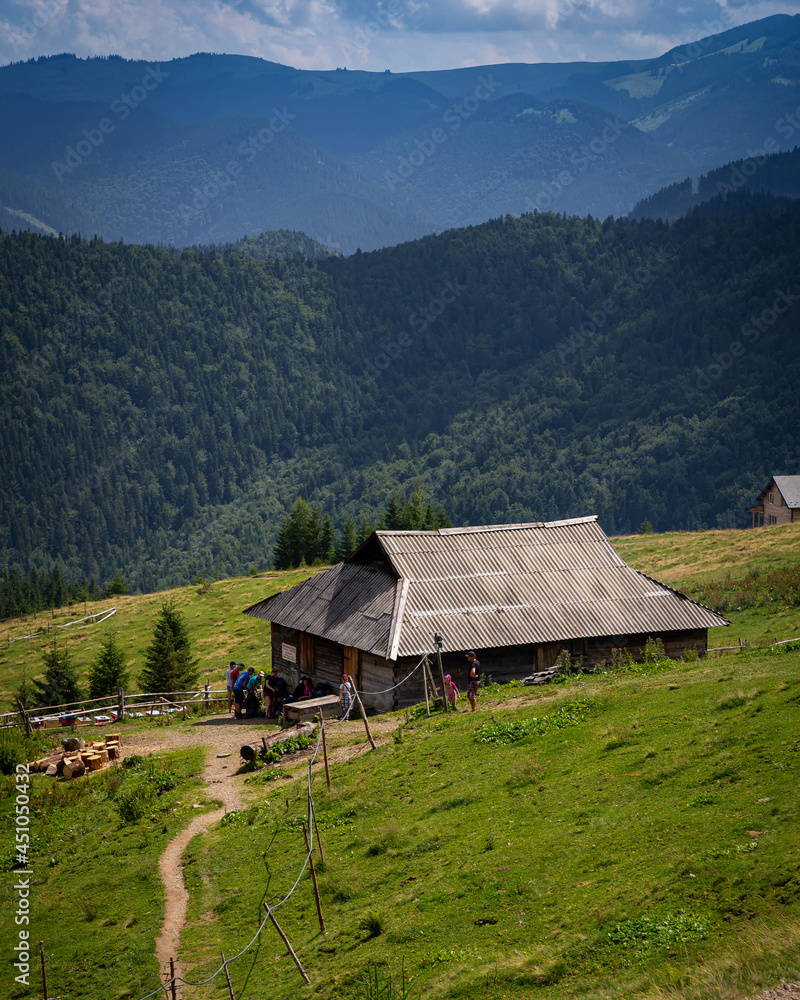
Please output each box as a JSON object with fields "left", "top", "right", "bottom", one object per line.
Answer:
{"left": 0, "top": 522, "right": 798, "bottom": 1000}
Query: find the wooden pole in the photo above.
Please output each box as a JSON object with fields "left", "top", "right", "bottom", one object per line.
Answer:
{"left": 263, "top": 903, "right": 311, "bottom": 984}
{"left": 320, "top": 719, "right": 332, "bottom": 791}
{"left": 303, "top": 823, "right": 326, "bottom": 934}
{"left": 311, "top": 804, "right": 325, "bottom": 865}
{"left": 435, "top": 644, "right": 449, "bottom": 713}
{"left": 40, "top": 941, "right": 47, "bottom": 1000}
{"left": 424, "top": 659, "right": 438, "bottom": 709}
{"left": 18, "top": 698, "right": 31, "bottom": 738}
{"left": 347, "top": 675, "right": 377, "bottom": 749}
{"left": 422, "top": 656, "right": 430, "bottom": 716}
{"left": 220, "top": 950, "right": 236, "bottom": 1000}
{"left": 169, "top": 956, "right": 177, "bottom": 1000}
{"left": 117, "top": 686, "right": 125, "bottom": 722}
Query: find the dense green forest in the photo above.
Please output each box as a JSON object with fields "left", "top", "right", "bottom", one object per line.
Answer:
{"left": 1, "top": 198, "right": 799, "bottom": 592}
{"left": 632, "top": 147, "right": 800, "bottom": 222}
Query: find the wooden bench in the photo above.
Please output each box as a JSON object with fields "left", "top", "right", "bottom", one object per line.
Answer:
{"left": 282, "top": 694, "right": 341, "bottom": 726}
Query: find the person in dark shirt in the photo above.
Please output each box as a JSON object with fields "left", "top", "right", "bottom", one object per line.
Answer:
{"left": 264, "top": 672, "right": 288, "bottom": 718}
{"left": 466, "top": 651, "right": 480, "bottom": 712}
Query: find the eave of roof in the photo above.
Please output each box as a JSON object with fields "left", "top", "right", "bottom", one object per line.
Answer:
{"left": 244, "top": 517, "right": 730, "bottom": 660}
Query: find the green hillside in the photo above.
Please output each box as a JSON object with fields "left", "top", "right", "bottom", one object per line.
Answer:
{"left": 1, "top": 201, "right": 799, "bottom": 591}
{"left": 0, "top": 527, "right": 798, "bottom": 1000}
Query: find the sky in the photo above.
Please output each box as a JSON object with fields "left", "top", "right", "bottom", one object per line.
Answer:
{"left": 1, "top": 0, "right": 798, "bottom": 71}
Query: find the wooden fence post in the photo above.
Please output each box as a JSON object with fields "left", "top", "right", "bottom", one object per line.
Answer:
{"left": 220, "top": 950, "right": 236, "bottom": 1000}
{"left": 347, "top": 675, "right": 377, "bottom": 750}
{"left": 40, "top": 941, "right": 47, "bottom": 1000}
{"left": 263, "top": 903, "right": 311, "bottom": 984}
{"left": 169, "top": 956, "right": 177, "bottom": 1000}
{"left": 303, "top": 822, "right": 326, "bottom": 934}
{"left": 320, "top": 719, "right": 332, "bottom": 791}
{"left": 435, "top": 639, "right": 449, "bottom": 714}
{"left": 17, "top": 699, "right": 31, "bottom": 738}
{"left": 117, "top": 686, "right": 125, "bottom": 722}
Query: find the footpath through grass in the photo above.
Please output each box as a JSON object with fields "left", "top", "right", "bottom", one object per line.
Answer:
{"left": 0, "top": 744, "right": 207, "bottom": 1000}
{"left": 174, "top": 647, "right": 799, "bottom": 1000}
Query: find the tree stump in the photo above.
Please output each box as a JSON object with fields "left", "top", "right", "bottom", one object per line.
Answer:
{"left": 63, "top": 758, "right": 86, "bottom": 779}
{"left": 62, "top": 737, "right": 85, "bottom": 752}
{"left": 106, "top": 744, "right": 119, "bottom": 760}
{"left": 88, "top": 755, "right": 103, "bottom": 771}
{"left": 44, "top": 763, "right": 58, "bottom": 777}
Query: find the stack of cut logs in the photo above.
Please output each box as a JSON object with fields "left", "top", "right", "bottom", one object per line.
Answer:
{"left": 29, "top": 733, "right": 123, "bottom": 779}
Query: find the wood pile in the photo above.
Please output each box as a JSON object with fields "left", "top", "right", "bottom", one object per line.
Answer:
{"left": 29, "top": 733, "right": 122, "bottom": 779}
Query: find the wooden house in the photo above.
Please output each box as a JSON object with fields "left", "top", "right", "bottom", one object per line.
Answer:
{"left": 243, "top": 516, "right": 729, "bottom": 713}
{"left": 746, "top": 476, "right": 800, "bottom": 527}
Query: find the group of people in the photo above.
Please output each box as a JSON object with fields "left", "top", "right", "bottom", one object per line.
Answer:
{"left": 439, "top": 651, "right": 481, "bottom": 712}
{"left": 224, "top": 652, "right": 479, "bottom": 721}
{"left": 225, "top": 662, "right": 356, "bottom": 720}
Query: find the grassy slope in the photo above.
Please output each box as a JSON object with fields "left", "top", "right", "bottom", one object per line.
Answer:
{"left": 176, "top": 654, "right": 800, "bottom": 1000}
{"left": 0, "top": 566, "right": 322, "bottom": 713}
{"left": 0, "top": 524, "right": 799, "bottom": 1000}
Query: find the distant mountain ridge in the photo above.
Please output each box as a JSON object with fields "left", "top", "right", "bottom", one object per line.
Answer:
{"left": 0, "top": 14, "right": 799, "bottom": 250}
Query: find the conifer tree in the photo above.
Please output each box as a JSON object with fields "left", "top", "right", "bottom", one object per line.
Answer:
{"left": 88, "top": 631, "right": 129, "bottom": 697}
{"left": 140, "top": 600, "right": 199, "bottom": 692}
{"left": 336, "top": 517, "right": 358, "bottom": 561}
{"left": 33, "top": 643, "right": 81, "bottom": 709}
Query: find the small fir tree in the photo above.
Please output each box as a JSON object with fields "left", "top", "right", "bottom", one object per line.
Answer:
{"left": 88, "top": 631, "right": 129, "bottom": 698}
{"left": 33, "top": 643, "right": 81, "bottom": 709}
{"left": 140, "top": 600, "right": 199, "bottom": 693}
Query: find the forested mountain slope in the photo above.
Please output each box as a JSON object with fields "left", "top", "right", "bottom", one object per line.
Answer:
{"left": 1, "top": 200, "right": 798, "bottom": 591}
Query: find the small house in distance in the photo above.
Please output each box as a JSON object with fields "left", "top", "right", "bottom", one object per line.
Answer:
{"left": 746, "top": 476, "right": 800, "bottom": 527}
{"left": 243, "top": 516, "right": 729, "bottom": 713}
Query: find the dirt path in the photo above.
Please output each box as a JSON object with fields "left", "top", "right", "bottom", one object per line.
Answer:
{"left": 124, "top": 716, "right": 282, "bottom": 984}
{"left": 127, "top": 710, "right": 800, "bottom": 1000}
{"left": 124, "top": 712, "right": 392, "bottom": 986}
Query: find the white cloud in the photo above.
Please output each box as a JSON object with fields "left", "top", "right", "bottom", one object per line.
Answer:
{"left": 0, "top": 0, "right": 798, "bottom": 68}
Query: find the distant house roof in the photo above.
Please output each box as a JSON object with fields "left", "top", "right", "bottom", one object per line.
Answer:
{"left": 243, "top": 516, "right": 729, "bottom": 660}
{"left": 771, "top": 476, "right": 800, "bottom": 508}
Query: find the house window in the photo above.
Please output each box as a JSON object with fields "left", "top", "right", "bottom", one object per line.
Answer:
{"left": 570, "top": 638, "right": 587, "bottom": 656}
{"left": 769, "top": 492, "right": 774, "bottom": 504}
{"left": 769, "top": 515, "right": 777, "bottom": 525}
{"left": 756, "top": 512, "right": 763, "bottom": 526}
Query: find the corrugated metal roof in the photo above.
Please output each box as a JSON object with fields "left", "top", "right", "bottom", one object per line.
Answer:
{"left": 242, "top": 562, "right": 396, "bottom": 656}
{"left": 773, "top": 476, "right": 800, "bottom": 508}
{"left": 243, "top": 517, "right": 729, "bottom": 659}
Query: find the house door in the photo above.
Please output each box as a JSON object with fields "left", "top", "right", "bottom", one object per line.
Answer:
{"left": 301, "top": 634, "right": 315, "bottom": 676}
{"left": 343, "top": 645, "right": 360, "bottom": 687}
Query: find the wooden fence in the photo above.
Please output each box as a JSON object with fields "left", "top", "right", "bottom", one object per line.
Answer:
{"left": 1, "top": 686, "right": 228, "bottom": 734}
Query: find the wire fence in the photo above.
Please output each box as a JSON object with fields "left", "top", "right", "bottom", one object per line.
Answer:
{"left": 126, "top": 648, "right": 439, "bottom": 1000}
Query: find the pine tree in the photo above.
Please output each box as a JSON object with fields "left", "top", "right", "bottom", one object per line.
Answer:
{"left": 139, "top": 600, "right": 199, "bottom": 693}
{"left": 88, "top": 631, "right": 129, "bottom": 697}
{"left": 32, "top": 643, "right": 81, "bottom": 709}
{"left": 104, "top": 570, "right": 128, "bottom": 597}
{"left": 336, "top": 517, "right": 358, "bottom": 561}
